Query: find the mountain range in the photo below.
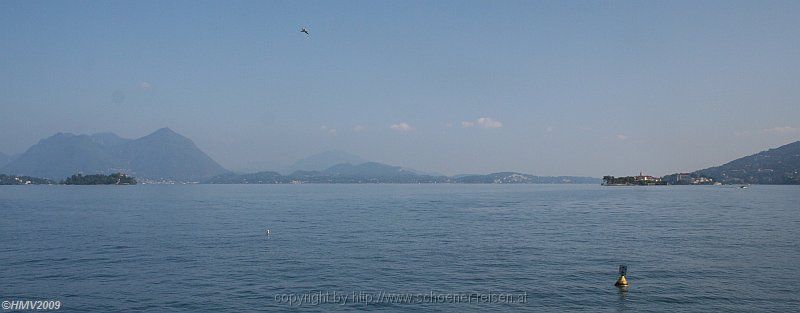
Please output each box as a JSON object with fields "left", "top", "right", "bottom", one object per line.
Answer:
{"left": 282, "top": 150, "right": 444, "bottom": 177}
{"left": 282, "top": 150, "right": 366, "bottom": 174}
{"left": 452, "top": 172, "right": 599, "bottom": 184}
{"left": 1, "top": 128, "right": 228, "bottom": 181}
{"left": 3, "top": 127, "right": 797, "bottom": 184}
{"left": 206, "top": 140, "right": 800, "bottom": 184}
{"left": 206, "top": 162, "right": 601, "bottom": 184}
{"left": 694, "top": 140, "right": 800, "bottom": 184}
{"left": 207, "top": 162, "right": 446, "bottom": 184}
{"left": 285, "top": 161, "right": 449, "bottom": 183}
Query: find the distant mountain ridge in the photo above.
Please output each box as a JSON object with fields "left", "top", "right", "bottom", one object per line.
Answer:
{"left": 283, "top": 150, "right": 367, "bottom": 174}
{"left": 281, "top": 150, "right": 445, "bottom": 176}
{"left": 206, "top": 161, "right": 600, "bottom": 184}
{"left": 290, "top": 162, "right": 445, "bottom": 183}
{"left": 2, "top": 133, "right": 600, "bottom": 184}
{"left": 694, "top": 140, "right": 800, "bottom": 184}
{"left": 453, "top": 172, "right": 599, "bottom": 184}
{"left": 1, "top": 128, "right": 228, "bottom": 181}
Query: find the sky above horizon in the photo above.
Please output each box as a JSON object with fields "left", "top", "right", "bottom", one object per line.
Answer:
{"left": 2, "top": 0, "right": 799, "bottom": 177}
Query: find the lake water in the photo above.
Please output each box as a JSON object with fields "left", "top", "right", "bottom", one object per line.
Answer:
{"left": 1, "top": 184, "right": 798, "bottom": 312}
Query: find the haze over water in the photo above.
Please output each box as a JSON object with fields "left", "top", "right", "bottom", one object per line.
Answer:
{"left": 2, "top": 184, "right": 798, "bottom": 312}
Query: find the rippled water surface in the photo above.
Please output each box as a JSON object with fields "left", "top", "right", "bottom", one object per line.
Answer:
{"left": 1, "top": 184, "right": 798, "bottom": 312}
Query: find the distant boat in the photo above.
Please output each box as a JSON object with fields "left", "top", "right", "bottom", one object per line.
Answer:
{"left": 740, "top": 185, "right": 748, "bottom": 189}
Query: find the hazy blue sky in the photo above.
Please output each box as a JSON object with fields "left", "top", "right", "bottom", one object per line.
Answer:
{"left": 2, "top": 0, "right": 799, "bottom": 176}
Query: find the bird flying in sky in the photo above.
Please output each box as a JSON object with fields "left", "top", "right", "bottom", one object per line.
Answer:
{"left": 300, "top": 27, "right": 309, "bottom": 36}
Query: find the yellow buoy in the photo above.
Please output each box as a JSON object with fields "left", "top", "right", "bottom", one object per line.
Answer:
{"left": 615, "top": 265, "right": 629, "bottom": 287}
{"left": 615, "top": 275, "right": 628, "bottom": 287}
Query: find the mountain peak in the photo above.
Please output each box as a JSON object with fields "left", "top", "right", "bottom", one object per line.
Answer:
{"left": 1, "top": 128, "right": 228, "bottom": 181}
{"left": 138, "top": 127, "right": 188, "bottom": 143}
{"left": 151, "top": 127, "right": 179, "bottom": 136}
{"left": 46, "top": 132, "right": 77, "bottom": 140}
{"left": 284, "top": 150, "right": 367, "bottom": 173}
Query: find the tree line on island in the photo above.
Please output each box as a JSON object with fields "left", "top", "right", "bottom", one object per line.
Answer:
{"left": 0, "top": 173, "right": 137, "bottom": 185}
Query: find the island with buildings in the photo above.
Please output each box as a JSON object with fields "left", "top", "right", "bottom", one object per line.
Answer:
{"left": 603, "top": 172, "right": 718, "bottom": 186}
{"left": 603, "top": 172, "right": 665, "bottom": 186}
{"left": 63, "top": 173, "right": 137, "bottom": 185}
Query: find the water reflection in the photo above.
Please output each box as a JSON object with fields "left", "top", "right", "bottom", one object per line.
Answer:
{"left": 616, "top": 286, "right": 629, "bottom": 312}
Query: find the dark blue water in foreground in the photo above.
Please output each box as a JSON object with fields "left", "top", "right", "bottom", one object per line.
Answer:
{"left": 1, "top": 184, "right": 798, "bottom": 312}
